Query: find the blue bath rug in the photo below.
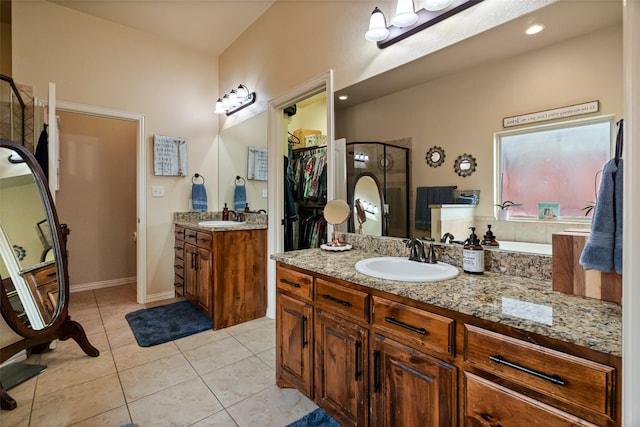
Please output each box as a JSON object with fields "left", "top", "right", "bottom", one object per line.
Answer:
{"left": 125, "top": 300, "right": 212, "bottom": 347}
{"left": 286, "top": 408, "right": 342, "bottom": 427}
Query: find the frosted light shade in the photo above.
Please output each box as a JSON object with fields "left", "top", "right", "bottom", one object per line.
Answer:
{"left": 365, "top": 7, "right": 390, "bottom": 41}
{"left": 423, "top": 0, "right": 454, "bottom": 11}
{"left": 214, "top": 99, "right": 226, "bottom": 114}
{"left": 236, "top": 84, "right": 249, "bottom": 98}
{"left": 392, "top": 0, "right": 418, "bottom": 27}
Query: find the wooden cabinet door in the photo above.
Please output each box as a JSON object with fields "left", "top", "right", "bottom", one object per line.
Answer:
{"left": 371, "top": 333, "right": 456, "bottom": 427}
{"left": 184, "top": 243, "right": 197, "bottom": 303}
{"left": 314, "top": 309, "right": 368, "bottom": 427}
{"left": 196, "top": 246, "right": 212, "bottom": 314}
{"left": 277, "top": 292, "right": 314, "bottom": 398}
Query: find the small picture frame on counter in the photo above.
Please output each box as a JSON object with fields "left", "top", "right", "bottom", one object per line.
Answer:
{"left": 538, "top": 202, "right": 560, "bottom": 220}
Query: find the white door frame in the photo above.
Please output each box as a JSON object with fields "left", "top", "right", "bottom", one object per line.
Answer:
{"left": 34, "top": 99, "right": 147, "bottom": 304}
{"left": 266, "top": 71, "right": 334, "bottom": 318}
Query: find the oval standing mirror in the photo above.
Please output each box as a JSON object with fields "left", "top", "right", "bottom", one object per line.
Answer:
{"left": 0, "top": 139, "right": 98, "bottom": 411}
{"left": 352, "top": 173, "right": 386, "bottom": 236}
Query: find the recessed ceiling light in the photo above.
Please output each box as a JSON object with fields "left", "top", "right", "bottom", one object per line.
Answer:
{"left": 338, "top": 95, "right": 348, "bottom": 101}
{"left": 526, "top": 24, "right": 544, "bottom": 35}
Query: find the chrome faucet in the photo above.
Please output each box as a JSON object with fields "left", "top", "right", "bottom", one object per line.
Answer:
{"left": 441, "top": 232, "right": 455, "bottom": 244}
{"left": 426, "top": 243, "right": 438, "bottom": 264}
{"left": 227, "top": 210, "right": 237, "bottom": 221}
{"left": 404, "top": 238, "right": 426, "bottom": 262}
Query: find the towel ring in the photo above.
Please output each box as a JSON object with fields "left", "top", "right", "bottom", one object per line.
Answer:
{"left": 192, "top": 173, "right": 205, "bottom": 184}
{"left": 235, "top": 176, "right": 246, "bottom": 186}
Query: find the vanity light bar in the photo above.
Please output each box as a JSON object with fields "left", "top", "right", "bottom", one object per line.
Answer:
{"left": 215, "top": 84, "right": 256, "bottom": 116}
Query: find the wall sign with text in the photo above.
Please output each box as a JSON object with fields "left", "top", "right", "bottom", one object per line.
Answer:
{"left": 503, "top": 101, "right": 599, "bottom": 128}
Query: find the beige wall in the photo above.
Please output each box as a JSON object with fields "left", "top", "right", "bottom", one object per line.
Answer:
{"left": 335, "top": 25, "right": 623, "bottom": 243}
{"left": 12, "top": 1, "right": 219, "bottom": 297}
{"left": 56, "top": 111, "right": 137, "bottom": 287}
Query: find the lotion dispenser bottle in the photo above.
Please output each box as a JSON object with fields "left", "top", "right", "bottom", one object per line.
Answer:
{"left": 222, "top": 203, "right": 229, "bottom": 221}
{"left": 463, "top": 227, "right": 484, "bottom": 274}
{"left": 481, "top": 224, "right": 500, "bottom": 247}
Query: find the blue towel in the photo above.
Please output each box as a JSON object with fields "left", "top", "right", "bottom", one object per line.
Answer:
{"left": 234, "top": 183, "right": 247, "bottom": 211}
{"left": 191, "top": 183, "right": 207, "bottom": 211}
{"left": 415, "top": 186, "right": 456, "bottom": 230}
{"left": 580, "top": 158, "right": 623, "bottom": 274}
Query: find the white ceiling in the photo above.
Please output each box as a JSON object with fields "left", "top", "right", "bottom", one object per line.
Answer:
{"left": 48, "top": 0, "right": 276, "bottom": 57}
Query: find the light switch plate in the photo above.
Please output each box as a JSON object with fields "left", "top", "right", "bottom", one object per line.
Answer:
{"left": 152, "top": 186, "right": 164, "bottom": 197}
{"left": 262, "top": 189, "right": 268, "bottom": 198}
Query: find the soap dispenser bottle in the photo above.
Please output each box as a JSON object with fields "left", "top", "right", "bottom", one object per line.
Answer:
{"left": 481, "top": 224, "right": 500, "bottom": 247}
{"left": 222, "top": 203, "right": 229, "bottom": 221}
{"left": 463, "top": 227, "right": 484, "bottom": 274}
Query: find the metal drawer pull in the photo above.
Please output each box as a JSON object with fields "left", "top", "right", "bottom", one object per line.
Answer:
{"left": 174, "top": 283, "right": 183, "bottom": 287}
{"left": 187, "top": 233, "right": 197, "bottom": 238}
{"left": 489, "top": 355, "right": 566, "bottom": 385}
{"left": 481, "top": 412, "right": 503, "bottom": 427}
{"left": 384, "top": 316, "right": 427, "bottom": 335}
{"left": 174, "top": 265, "right": 183, "bottom": 269}
{"left": 47, "top": 272, "right": 56, "bottom": 277}
{"left": 322, "top": 294, "right": 351, "bottom": 307}
{"left": 279, "top": 278, "right": 300, "bottom": 288}
{"left": 284, "top": 307, "right": 308, "bottom": 348}
{"left": 354, "top": 341, "right": 362, "bottom": 381}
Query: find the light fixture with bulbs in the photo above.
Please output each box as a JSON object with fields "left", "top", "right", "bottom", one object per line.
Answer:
{"left": 215, "top": 84, "right": 256, "bottom": 116}
{"left": 365, "top": 0, "right": 483, "bottom": 49}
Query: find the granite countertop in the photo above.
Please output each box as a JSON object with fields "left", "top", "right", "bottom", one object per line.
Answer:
{"left": 271, "top": 248, "right": 622, "bottom": 357}
{"left": 176, "top": 220, "right": 267, "bottom": 232}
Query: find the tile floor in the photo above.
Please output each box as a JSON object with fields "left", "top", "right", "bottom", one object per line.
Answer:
{"left": 0, "top": 284, "right": 318, "bottom": 427}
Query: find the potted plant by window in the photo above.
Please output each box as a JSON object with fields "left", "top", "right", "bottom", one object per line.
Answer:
{"left": 495, "top": 201, "right": 521, "bottom": 220}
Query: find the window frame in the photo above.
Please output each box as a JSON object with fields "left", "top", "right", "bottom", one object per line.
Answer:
{"left": 493, "top": 114, "right": 616, "bottom": 222}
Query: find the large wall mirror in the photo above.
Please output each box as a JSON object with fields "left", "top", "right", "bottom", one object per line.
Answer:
{"left": 0, "top": 140, "right": 98, "bottom": 410}
{"left": 333, "top": 1, "right": 621, "bottom": 250}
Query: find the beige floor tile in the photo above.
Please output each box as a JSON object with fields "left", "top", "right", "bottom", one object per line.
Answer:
{"left": 226, "top": 385, "right": 317, "bottom": 427}
{"left": 35, "top": 348, "right": 116, "bottom": 397}
{"left": 0, "top": 374, "right": 38, "bottom": 427}
{"left": 68, "top": 303, "right": 101, "bottom": 323}
{"left": 68, "top": 290, "right": 98, "bottom": 305}
{"left": 47, "top": 329, "right": 109, "bottom": 356}
{"left": 105, "top": 324, "right": 137, "bottom": 349}
{"left": 70, "top": 404, "right": 132, "bottom": 427}
{"left": 202, "top": 356, "right": 275, "bottom": 407}
{"left": 72, "top": 315, "right": 106, "bottom": 337}
{"left": 183, "top": 336, "right": 252, "bottom": 376}
{"left": 120, "top": 352, "right": 198, "bottom": 402}
{"left": 112, "top": 341, "right": 180, "bottom": 372}
{"left": 256, "top": 347, "right": 276, "bottom": 371}
{"left": 101, "top": 311, "right": 131, "bottom": 332}
{"left": 232, "top": 323, "right": 275, "bottom": 354}
{"left": 128, "top": 377, "right": 223, "bottom": 427}
{"left": 224, "top": 317, "right": 275, "bottom": 336}
{"left": 30, "top": 373, "right": 125, "bottom": 427}
{"left": 191, "top": 409, "right": 239, "bottom": 426}
{"left": 174, "top": 328, "right": 231, "bottom": 352}
{"left": 98, "top": 301, "right": 144, "bottom": 319}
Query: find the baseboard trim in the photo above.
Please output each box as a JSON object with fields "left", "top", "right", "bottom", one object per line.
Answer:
{"left": 70, "top": 277, "right": 136, "bottom": 293}
{"left": 144, "top": 291, "right": 177, "bottom": 303}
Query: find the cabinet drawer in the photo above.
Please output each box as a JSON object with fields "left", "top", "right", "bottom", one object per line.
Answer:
{"left": 184, "top": 228, "right": 198, "bottom": 245}
{"left": 464, "top": 372, "right": 598, "bottom": 427}
{"left": 372, "top": 296, "right": 454, "bottom": 356}
{"left": 195, "top": 231, "right": 212, "bottom": 250}
{"left": 315, "top": 278, "right": 368, "bottom": 322}
{"left": 174, "top": 239, "right": 184, "bottom": 259}
{"left": 174, "top": 257, "right": 184, "bottom": 277}
{"left": 276, "top": 264, "right": 313, "bottom": 301}
{"left": 31, "top": 264, "right": 58, "bottom": 287}
{"left": 175, "top": 225, "right": 185, "bottom": 241}
{"left": 174, "top": 275, "right": 184, "bottom": 296}
{"left": 464, "top": 325, "right": 615, "bottom": 417}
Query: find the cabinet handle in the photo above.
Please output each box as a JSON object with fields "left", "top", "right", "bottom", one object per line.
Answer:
{"left": 322, "top": 294, "right": 351, "bottom": 307}
{"left": 187, "top": 233, "right": 197, "bottom": 238}
{"left": 284, "top": 307, "right": 308, "bottom": 349}
{"left": 174, "top": 264, "right": 183, "bottom": 269}
{"left": 354, "top": 341, "right": 362, "bottom": 381}
{"left": 489, "top": 355, "right": 565, "bottom": 385}
{"left": 481, "top": 413, "right": 502, "bottom": 427}
{"left": 47, "top": 272, "right": 56, "bottom": 277}
{"left": 384, "top": 316, "right": 427, "bottom": 335}
{"left": 174, "top": 283, "right": 183, "bottom": 287}
{"left": 373, "top": 350, "right": 381, "bottom": 393}
{"left": 174, "top": 246, "right": 182, "bottom": 250}
{"left": 279, "top": 278, "right": 301, "bottom": 288}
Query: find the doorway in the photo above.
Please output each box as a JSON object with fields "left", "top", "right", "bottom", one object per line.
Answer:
{"left": 56, "top": 111, "right": 137, "bottom": 290}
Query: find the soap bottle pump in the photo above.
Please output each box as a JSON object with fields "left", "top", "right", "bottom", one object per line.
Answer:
{"left": 463, "top": 227, "right": 484, "bottom": 274}
{"left": 481, "top": 224, "right": 500, "bottom": 247}
{"left": 222, "top": 203, "right": 229, "bottom": 221}
{"left": 244, "top": 203, "right": 251, "bottom": 213}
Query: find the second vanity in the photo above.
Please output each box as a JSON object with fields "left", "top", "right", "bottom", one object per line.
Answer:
{"left": 271, "top": 246, "right": 622, "bottom": 427}
{"left": 174, "top": 212, "right": 267, "bottom": 329}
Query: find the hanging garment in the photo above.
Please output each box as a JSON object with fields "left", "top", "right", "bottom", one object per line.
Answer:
{"left": 35, "top": 125, "right": 49, "bottom": 181}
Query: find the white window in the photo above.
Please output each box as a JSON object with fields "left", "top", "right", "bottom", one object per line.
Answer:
{"left": 494, "top": 115, "right": 615, "bottom": 220}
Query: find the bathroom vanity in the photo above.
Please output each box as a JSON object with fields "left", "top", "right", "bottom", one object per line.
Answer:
{"left": 272, "top": 248, "right": 621, "bottom": 427}
{"left": 174, "top": 219, "right": 267, "bottom": 329}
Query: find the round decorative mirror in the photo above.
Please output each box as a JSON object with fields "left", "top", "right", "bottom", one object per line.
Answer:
{"left": 352, "top": 173, "right": 386, "bottom": 236}
{"left": 377, "top": 153, "right": 393, "bottom": 171}
{"left": 454, "top": 153, "right": 477, "bottom": 177}
{"left": 322, "top": 199, "right": 351, "bottom": 249}
{"left": 426, "top": 146, "right": 445, "bottom": 167}
{"left": 1, "top": 139, "right": 98, "bottom": 410}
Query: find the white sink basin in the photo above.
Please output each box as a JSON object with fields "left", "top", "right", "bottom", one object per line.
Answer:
{"left": 355, "top": 257, "right": 459, "bottom": 282}
{"left": 198, "top": 220, "right": 246, "bottom": 227}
